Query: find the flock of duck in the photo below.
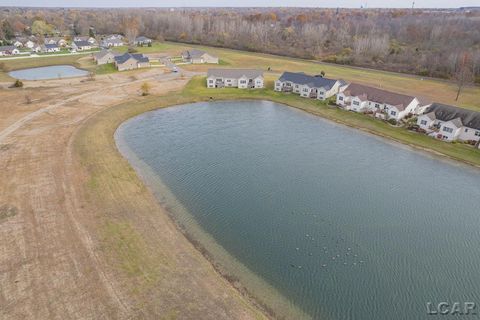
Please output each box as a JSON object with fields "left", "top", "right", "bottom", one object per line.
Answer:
{"left": 288, "top": 211, "right": 366, "bottom": 270}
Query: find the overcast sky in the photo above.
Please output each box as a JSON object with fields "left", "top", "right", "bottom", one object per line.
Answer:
{"left": 0, "top": 0, "right": 478, "bottom": 8}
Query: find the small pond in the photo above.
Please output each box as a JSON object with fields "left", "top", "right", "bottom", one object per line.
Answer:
{"left": 9, "top": 65, "right": 89, "bottom": 80}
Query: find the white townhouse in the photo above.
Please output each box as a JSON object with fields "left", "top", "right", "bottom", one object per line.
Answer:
{"left": 0, "top": 45, "right": 20, "bottom": 56}
{"left": 207, "top": 69, "right": 264, "bottom": 89}
{"left": 417, "top": 103, "right": 480, "bottom": 143}
{"left": 336, "top": 83, "right": 429, "bottom": 121}
{"left": 274, "top": 71, "right": 346, "bottom": 100}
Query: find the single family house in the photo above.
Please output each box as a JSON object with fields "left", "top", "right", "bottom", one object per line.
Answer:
{"left": 72, "top": 40, "right": 93, "bottom": 51}
{"left": 41, "top": 44, "right": 60, "bottom": 53}
{"left": 0, "top": 45, "right": 20, "bottom": 56}
{"left": 206, "top": 69, "right": 264, "bottom": 89}
{"left": 182, "top": 49, "right": 219, "bottom": 64}
{"left": 274, "top": 72, "right": 346, "bottom": 100}
{"left": 93, "top": 50, "right": 119, "bottom": 65}
{"left": 114, "top": 53, "right": 150, "bottom": 71}
{"left": 417, "top": 103, "right": 480, "bottom": 143}
{"left": 336, "top": 83, "right": 429, "bottom": 121}
{"left": 74, "top": 36, "right": 97, "bottom": 44}
{"left": 134, "top": 36, "right": 152, "bottom": 45}
{"left": 101, "top": 38, "right": 124, "bottom": 48}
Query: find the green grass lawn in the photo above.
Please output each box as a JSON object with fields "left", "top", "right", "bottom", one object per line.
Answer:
{"left": 179, "top": 76, "right": 480, "bottom": 167}
{"left": 95, "top": 62, "right": 117, "bottom": 75}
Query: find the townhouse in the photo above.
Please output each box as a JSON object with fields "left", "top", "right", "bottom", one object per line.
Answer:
{"left": 274, "top": 72, "right": 345, "bottom": 100}
{"left": 206, "top": 69, "right": 264, "bottom": 89}
{"left": 182, "top": 49, "right": 219, "bottom": 64}
{"left": 336, "top": 83, "right": 429, "bottom": 121}
{"left": 417, "top": 103, "right": 480, "bottom": 143}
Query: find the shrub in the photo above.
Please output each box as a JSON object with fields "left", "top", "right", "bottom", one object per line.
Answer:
{"left": 388, "top": 118, "right": 397, "bottom": 125}
{"left": 13, "top": 80, "right": 23, "bottom": 88}
{"left": 141, "top": 82, "right": 151, "bottom": 96}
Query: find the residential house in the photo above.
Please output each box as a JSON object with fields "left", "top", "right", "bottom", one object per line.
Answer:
{"left": 101, "top": 38, "right": 124, "bottom": 48}
{"left": 44, "top": 37, "right": 68, "bottom": 47}
{"left": 41, "top": 44, "right": 60, "bottom": 53}
{"left": 206, "top": 69, "right": 264, "bottom": 88}
{"left": 31, "top": 44, "right": 42, "bottom": 53}
{"left": 134, "top": 36, "right": 152, "bottom": 45}
{"left": 74, "top": 36, "right": 97, "bottom": 45}
{"left": 182, "top": 49, "right": 219, "bottom": 64}
{"left": 93, "top": 50, "right": 119, "bottom": 65}
{"left": 72, "top": 40, "right": 93, "bottom": 51}
{"left": 24, "top": 40, "right": 36, "bottom": 49}
{"left": 114, "top": 53, "right": 150, "bottom": 71}
{"left": 0, "top": 46, "right": 20, "bottom": 56}
{"left": 336, "top": 83, "right": 429, "bottom": 121}
{"left": 13, "top": 39, "right": 24, "bottom": 47}
{"left": 417, "top": 103, "right": 480, "bottom": 143}
{"left": 104, "top": 34, "right": 123, "bottom": 40}
{"left": 274, "top": 72, "right": 346, "bottom": 100}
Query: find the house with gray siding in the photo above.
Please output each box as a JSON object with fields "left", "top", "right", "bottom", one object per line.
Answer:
{"left": 274, "top": 72, "right": 345, "bottom": 100}
{"left": 207, "top": 69, "right": 264, "bottom": 89}
{"left": 417, "top": 103, "right": 480, "bottom": 143}
{"left": 183, "top": 49, "right": 219, "bottom": 64}
{"left": 93, "top": 50, "right": 119, "bottom": 65}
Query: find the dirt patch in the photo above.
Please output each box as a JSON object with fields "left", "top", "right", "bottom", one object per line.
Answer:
{"left": 0, "top": 204, "right": 17, "bottom": 221}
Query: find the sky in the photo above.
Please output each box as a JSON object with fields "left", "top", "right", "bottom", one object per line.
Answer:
{"left": 0, "top": 0, "right": 479, "bottom": 8}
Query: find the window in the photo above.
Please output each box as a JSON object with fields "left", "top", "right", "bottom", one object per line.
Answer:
{"left": 338, "top": 96, "right": 344, "bottom": 101}
{"left": 303, "top": 88, "right": 309, "bottom": 92}
{"left": 375, "top": 103, "right": 380, "bottom": 108}
{"left": 295, "top": 85, "right": 299, "bottom": 88}
{"left": 390, "top": 111, "right": 397, "bottom": 116}
{"left": 420, "top": 120, "right": 427, "bottom": 125}
{"left": 465, "top": 128, "right": 469, "bottom": 132}
{"left": 240, "top": 80, "right": 246, "bottom": 84}
{"left": 475, "top": 131, "right": 480, "bottom": 137}
{"left": 226, "top": 79, "right": 231, "bottom": 82}
{"left": 319, "top": 91, "right": 324, "bottom": 95}
{"left": 353, "top": 101, "right": 359, "bottom": 106}
{"left": 208, "top": 80, "right": 213, "bottom": 83}
{"left": 443, "top": 127, "right": 453, "bottom": 133}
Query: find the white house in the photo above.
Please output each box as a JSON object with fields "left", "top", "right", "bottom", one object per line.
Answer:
{"left": 336, "top": 83, "right": 429, "bottom": 121}
{"left": 72, "top": 40, "right": 93, "bottom": 51}
{"left": 207, "top": 69, "right": 264, "bottom": 89}
{"left": 274, "top": 71, "right": 346, "bottom": 100}
{"left": 417, "top": 103, "right": 480, "bottom": 143}
{"left": 41, "top": 44, "right": 60, "bottom": 53}
{"left": 134, "top": 36, "right": 152, "bottom": 46}
{"left": 24, "top": 40, "right": 36, "bottom": 49}
{"left": 0, "top": 46, "right": 20, "bottom": 56}
{"left": 101, "top": 38, "right": 124, "bottom": 48}
{"left": 74, "top": 36, "right": 97, "bottom": 45}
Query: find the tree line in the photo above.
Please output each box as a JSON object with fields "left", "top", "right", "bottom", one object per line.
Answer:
{"left": 1, "top": 7, "right": 479, "bottom": 84}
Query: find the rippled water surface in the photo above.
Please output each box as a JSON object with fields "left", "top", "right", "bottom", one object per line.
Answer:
{"left": 116, "top": 100, "right": 480, "bottom": 320}
{"left": 9, "top": 65, "right": 88, "bottom": 80}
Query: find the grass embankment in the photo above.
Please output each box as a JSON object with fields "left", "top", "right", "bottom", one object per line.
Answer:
{"left": 74, "top": 84, "right": 270, "bottom": 319}
{"left": 74, "top": 75, "right": 478, "bottom": 318}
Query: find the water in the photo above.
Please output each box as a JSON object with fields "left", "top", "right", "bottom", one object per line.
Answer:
{"left": 116, "top": 100, "right": 480, "bottom": 320}
{"left": 9, "top": 65, "right": 88, "bottom": 80}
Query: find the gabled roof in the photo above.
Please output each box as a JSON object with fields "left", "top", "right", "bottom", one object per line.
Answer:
{"left": 136, "top": 36, "right": 151, "bottom": 42}
{"left": 94, "top": 49, "right": 119, "bottom": 60}
{"left": 278, "top": 71, "right": 340, "bottom": 90}
{"left": 74, "top": 40, "right": 91, "bottom": 47}
{"left": 103, "top": 38, "right": 123, "bottom": 44}
{"left": 342, "top": 83, "right": 417, "bottom": 111}
{"left": 424, "top": 103, "right": 480, "bottom": 130}
{"left": 114, "top": 53, "right": 149, "bottom": 64}
{"left": 0, "top": 45, "right": 16, "bottom": 51}
{"left": 44, "top": 44, "right": 58, "bottom": 49}
{"left": 183, "top": 49, "right": 217, "bottom": 59}
{"left": 207, "top": 68, "right": 263, "bottom": 79}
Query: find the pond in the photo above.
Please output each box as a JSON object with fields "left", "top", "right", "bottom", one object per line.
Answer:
{"left": 9, "top": 65, "right": 89, "bottom": 80}
{"left": 115, "top": 100, "right": 480, "bottom": 320}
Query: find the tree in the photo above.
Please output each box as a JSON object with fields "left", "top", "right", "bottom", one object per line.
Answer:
{"left": 31, "top": 20, "right": 53, "bottom": 36}
{"left": 454, "top": 52, "right": 474, "bottom": 101}
{"left": 123, "top": 16, "right": 139, "bottom": 45}
{"left": 2, "top": 20, "right": 14, "bottom": 39}
{"left": 141, "top": 82, "right": 151, "bottom": 96}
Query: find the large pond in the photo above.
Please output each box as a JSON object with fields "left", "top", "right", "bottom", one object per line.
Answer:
{"left": 9, "top": 65, "right": 89, "bottom": 80}
{"left": 116, "top": 100, "right": 480, "bottom": 320}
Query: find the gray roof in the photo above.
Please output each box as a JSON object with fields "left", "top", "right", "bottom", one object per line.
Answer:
{"left": 424, "top": 103, "right": 480, "bottom": 130}
{"left": 74, "top": 40, "right": 91, "bottom": 47}
{"left": 94, "top": 50, "right": 119, "bottom": 60}
{"left": 44, "top": 44, "right": 58, "bottom": 49}
{"left": 343, "top": 83, "right": 417, "bottom": 111}
{"left": 114, "top": 53, "right": 149, "bottom": 64}
{"left": 136, "top": 36, "right": 151, "bottom": 42}
{"left": 278, "top": 71, "right": 340, "bottom": 90}
{"left": 207, "top": 68, "right": 263, "bottom": 79}
{"left": 184, "top": 49, "right": 217, "bottom": 59}
{"left": 0, "top": 45, "right": 16, "bottom": 51}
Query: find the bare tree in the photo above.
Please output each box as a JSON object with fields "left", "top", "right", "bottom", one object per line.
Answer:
{"left": 454, "top": 52, "right": 474, "bottom": 101}
{"left": 123, "top": 16, "right": 139, "bottom": 45}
